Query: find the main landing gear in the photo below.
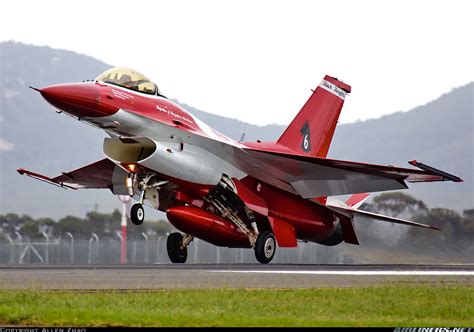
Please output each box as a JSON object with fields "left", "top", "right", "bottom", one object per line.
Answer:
{"left": 204, "top": 174, "right": 278, "bottom": 264}
{"left": 254, "top": 230, "right": 276, "bottom": 264}
{"left": 167, "top": 232, "right": 194, "bottom": 263}
{"left": 165, "top": 231, "right": 276, "bottom": 264}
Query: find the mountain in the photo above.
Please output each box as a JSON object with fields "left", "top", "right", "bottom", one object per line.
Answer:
{"left": 1, "top": 41, "right": 472, "bottom": 219}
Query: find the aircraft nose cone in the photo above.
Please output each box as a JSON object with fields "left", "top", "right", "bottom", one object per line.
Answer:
{"left": 39, "top": 83, "right": 117, "bottom": 118}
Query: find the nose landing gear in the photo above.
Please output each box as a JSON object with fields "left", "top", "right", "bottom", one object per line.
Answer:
{"left": 128, "top": 173, "right": 168, "bottom": 226}
{"left": 130, "top": 203, "right": 145, "bottom": 225}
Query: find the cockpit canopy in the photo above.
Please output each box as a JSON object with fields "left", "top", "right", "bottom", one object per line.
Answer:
{"left": 95, "top": 67, "right": 165, "bottom": 97}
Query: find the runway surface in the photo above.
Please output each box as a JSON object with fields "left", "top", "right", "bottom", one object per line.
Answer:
{"left": 1, "top": 264, "right": 473, "bottom": 290}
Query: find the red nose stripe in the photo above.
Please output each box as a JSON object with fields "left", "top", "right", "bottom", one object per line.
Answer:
{"left": 40, "top": 83, "right": 118, "bottom": 118}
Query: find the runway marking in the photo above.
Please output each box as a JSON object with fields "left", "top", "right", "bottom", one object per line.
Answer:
{"left": 211, "top": 270, "right": 474, "bottom": 276}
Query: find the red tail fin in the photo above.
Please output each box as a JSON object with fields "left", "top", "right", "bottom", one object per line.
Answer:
{"left": 277, "top": 75, "right": 351, "bottom": 158}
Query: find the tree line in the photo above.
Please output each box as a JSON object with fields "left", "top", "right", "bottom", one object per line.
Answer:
{"left": 0, "top": 209, "right": 172, "bottom": 240}
{"left": 363, "top": 193, "right": 474, "bottom": 237}
{"left": 360, "top": 192, "right": 473, "bottom": 256}
{"left": 0, "top": 193, "right": 472, "bottom": 244}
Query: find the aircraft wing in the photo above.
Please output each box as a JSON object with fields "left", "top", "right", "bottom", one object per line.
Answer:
{"left": 238, "top": 149, "right": 462, "bottom": 198}
{"left": 17, "top": 158, "right": 128, "bottom": 191}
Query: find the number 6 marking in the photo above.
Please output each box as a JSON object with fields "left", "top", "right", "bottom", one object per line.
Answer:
{"left": 303, "top": 134, "right": 309, "bottom": 150}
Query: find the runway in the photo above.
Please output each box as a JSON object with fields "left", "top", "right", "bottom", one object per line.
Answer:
{"left": 1, "top": 264, "right": 473, "bottom": 290}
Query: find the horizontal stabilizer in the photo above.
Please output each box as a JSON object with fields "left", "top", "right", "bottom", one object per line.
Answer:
{"left": 345, "top": 193, "right": 370, "bottom": 209}
{"left": 327, "top": 205, "right": 441, "bottom": 231}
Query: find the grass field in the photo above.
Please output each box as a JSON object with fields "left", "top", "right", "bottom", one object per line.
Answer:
{"left": 0, "top": 284, "right": 472, "bottom": 327}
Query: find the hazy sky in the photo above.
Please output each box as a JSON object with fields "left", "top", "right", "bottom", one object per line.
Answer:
{"left": 1, "top": 0, "right": 473, "bottom": 126}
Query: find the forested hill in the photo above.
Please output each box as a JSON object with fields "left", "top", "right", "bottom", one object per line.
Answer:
{"left": 1, "top": 41, "right": 472, "bottom": 218}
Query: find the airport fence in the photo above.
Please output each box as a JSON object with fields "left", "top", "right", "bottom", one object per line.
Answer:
{"left": 0, "top": 233, "right": 351, "bottom": 264}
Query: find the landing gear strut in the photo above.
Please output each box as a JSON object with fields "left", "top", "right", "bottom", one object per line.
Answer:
{"left": 128, "top": 173, "right": 169, "bottom": 226}
{"left": 205, "top": 175, "right": 259, "bottom": 247}
{"left": 167, "top": 232, "right": 194, "bottom": 263}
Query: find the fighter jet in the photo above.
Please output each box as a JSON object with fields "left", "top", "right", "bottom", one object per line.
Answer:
{"left": 18, "top": 67, "right": 462, "bottom": 263}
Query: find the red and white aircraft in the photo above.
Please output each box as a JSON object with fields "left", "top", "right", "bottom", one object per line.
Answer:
{"left": 19, "top": 68, "right": 462, "bottom": 263}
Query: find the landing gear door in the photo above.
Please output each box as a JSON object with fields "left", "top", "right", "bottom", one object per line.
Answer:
{"left": 143, "top": 187, "right": 159, "bottom": 210}
{"left": 268, "top": 217, "right": 297, "bottom": 247}
{"left": 111, "top": 165, "right": 130, "bottom": 195}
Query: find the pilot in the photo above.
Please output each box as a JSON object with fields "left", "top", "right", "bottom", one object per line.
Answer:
{"left": 118, "top": 74, "right": 132, "bottom": 85}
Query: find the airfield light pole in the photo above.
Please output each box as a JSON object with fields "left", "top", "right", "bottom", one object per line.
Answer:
{"left": 118, "top": 195, "right": 131, "bottom": 264}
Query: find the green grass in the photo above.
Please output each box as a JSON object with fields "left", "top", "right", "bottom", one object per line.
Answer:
{"left": 0, "top": 285, "right": 472, "bottom": 327}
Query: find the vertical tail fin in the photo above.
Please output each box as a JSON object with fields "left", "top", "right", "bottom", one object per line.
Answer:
{"left": 276, "top": 75, "right": 351, "bottom": 158}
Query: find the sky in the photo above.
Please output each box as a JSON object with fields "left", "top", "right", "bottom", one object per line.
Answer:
{"left": 1, "top": 0, "right": 473, "bottom": 126}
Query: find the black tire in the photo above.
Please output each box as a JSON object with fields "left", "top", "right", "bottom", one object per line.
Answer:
{"left": 167, "top": 232, "right": 187, "bottom": 263}
{"left": 130, "top": 203, "right": 145, "bottom": 225}
{"left": 254, "top": 231, "right": 276, "bottom": 264}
